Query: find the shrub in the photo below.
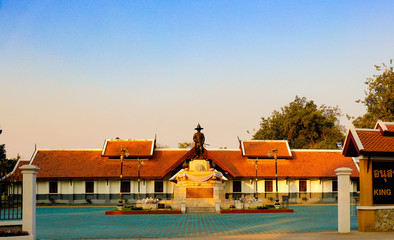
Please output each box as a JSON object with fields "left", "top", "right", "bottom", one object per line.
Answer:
{"left": 257, "top": 206, "right": 268, "bottom": 209}
{"left": 0, "top": 230, "right": 29, "bottom": 236}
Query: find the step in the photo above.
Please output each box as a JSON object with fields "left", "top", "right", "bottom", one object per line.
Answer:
{"left": 186, "top": 207, "right": 216, "bottom": 213}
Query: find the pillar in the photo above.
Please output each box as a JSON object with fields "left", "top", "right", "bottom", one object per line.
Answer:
{"left": 335, "top": 167, "right": 352, "bottom": 233}
{"left": 20, "top": 165, "right": 40, "bottom": 239}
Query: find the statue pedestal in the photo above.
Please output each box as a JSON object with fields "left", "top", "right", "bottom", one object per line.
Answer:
{"left": 169, "top": 159, "right": 227, "bottom": 212}
{"left": 171, "top": 179, "right": 226, "bottom": 210}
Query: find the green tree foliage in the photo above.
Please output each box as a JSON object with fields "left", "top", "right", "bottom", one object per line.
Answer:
{"left": 178, "top": 142, "right": 193, "bottom": 149}
{"left": 253, "top": 96, "right": 345, "bottom": 149}
{"left": 0, "top": 128, "right": 18, "bottom": 174}
{"left": 0, "top": 127, "right": 6, "bottom": 168}
{"left": 353, "top": 60, "right": 394, "bottom": 128}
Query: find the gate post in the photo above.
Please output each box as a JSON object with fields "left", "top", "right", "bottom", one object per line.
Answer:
{"left": 335, "top": 167, "right": 352, "bottom": 233}
{"left": 20, "top": 165, "right": 40, "bottom": 239}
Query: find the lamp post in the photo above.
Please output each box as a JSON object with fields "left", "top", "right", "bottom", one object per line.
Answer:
{"left": 268, "top": 148, "right": 279, "bottom": 205}
{"left": 251, "top": 159, "right": 259, "bottom": 198}
{"left": 136, "top": 158, "right": 144, "bottom": 199}
{"left": 118, "top": 147, "right": 129, "bottom": 210}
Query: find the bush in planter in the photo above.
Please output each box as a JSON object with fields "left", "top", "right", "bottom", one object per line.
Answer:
{"left": 131, "top": 206, "right": 143, "bottom": 210}
{"left": 257, "top": 206, "right": 268, "bottom": 209}
{"left": 0, "top": 230, "right": 29, "bottom": 237}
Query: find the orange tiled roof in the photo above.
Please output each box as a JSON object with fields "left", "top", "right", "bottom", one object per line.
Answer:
{"left": 26, "top": 147, "right": 358, "bottom": 180}
{"left": 387, "top": 124, "right": 394, "bottom": 132}
{"left": 240, "top": 140, "right": 292, "bottom": 158}
{"left": 102, "top": 139, "right": 155, "bottom": 157}
{"left": 210, "top": 150, "right": 358, "bottom": 178}
{"left": 343, "top": 121, "right": 394, "bottom": 157}
{"left": 29, "top": 149, "right": 187, "bottom": 179}
{"left": 356, "top": 130, "right": 394, "bottom": 154}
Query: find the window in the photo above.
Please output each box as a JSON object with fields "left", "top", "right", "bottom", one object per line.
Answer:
{"left": 85, "top": 181, "right": 94, "bottom": 193}
{"left": 332, "top": 180, "right": 338, "bottom": 192}
{"left": 233, "top": 181, "right": 241, "bottom": 192}
{"left": 299, "top": 180, "right": 307, "bottom": 192}
{"left": 265, "top": 180, "right": 273, "bottom": 192}
{"left": 49, "top": 182, "right": 58, "bottom": 194}
{"left": 121, "top": 181, "right": 131, "bottom": 193}
{"left": 154, "top": 181, "right": 163, "bottom": 193}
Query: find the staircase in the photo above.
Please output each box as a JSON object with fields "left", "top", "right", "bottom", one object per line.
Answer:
{"left": 186, "top": 207, "right": 216, "bottom": 213}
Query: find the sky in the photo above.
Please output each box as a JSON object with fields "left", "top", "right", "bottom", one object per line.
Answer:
{"left": 1, "top": 0, "right": 394, "bottom": 159}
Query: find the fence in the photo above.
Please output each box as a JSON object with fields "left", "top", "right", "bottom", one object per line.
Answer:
{"left": 351, "top": 196, "right": 359, "bottom": 217}
{"left": 0, "top": 171, "right": 22, "bottom": 220}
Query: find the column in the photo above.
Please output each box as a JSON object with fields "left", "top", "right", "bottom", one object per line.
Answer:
{"left": 20, "top": 165, "right": 40, "bottom": 239}
{"left": 335, "top": 167, "right": 352, "bottom": 233}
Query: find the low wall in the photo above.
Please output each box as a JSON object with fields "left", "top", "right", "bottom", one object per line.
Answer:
{"left": 0, "top": 221, "right": 22, "bottom": 231}
{"left": 375, "top": 209, "right": 394, "bottom": 231}
{"left": 358, "top": 206, "right": 394, "bottom": 232}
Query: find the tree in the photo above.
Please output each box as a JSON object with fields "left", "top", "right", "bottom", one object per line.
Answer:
{"left": 253, "top": 96, "right": 345, "bottom": 149}
{"left": 155, "top": 143, "right": 169, "bottom": 149}
{"left": 353, "top": 60, "right": 394, "bottom": 128}
{"left": 178, "top": 142, "right": 193, "bottom": 149}
{"left": 0, "top": 128, "right": 18, "bottom": 175}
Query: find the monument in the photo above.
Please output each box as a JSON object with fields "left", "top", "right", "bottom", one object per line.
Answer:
{"left": 170, "top": 124, "right": 227, "bottom": 212}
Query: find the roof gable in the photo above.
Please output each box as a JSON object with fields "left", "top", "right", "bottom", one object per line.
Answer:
{"left": 375, "top": 120, "right": 394, "bottom": 136}
{"left": 240, "top": 140, "right": 292, "bottom": 158}
{"left": 102, "top": 139, "right": 155, "bottom": 157}
{"left": 343, "top": 121, "right": 394, "bottom": 157}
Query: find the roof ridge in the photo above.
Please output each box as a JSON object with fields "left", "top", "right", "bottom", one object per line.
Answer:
{"left": 292, "top": 149, "right": 341, "bottom": 152}
{"left": 106, "top": 139, "right": 155, "bottom": 141}
{"left": 242, "top": 140, "right": 288, "bottom": 142}
{"left": 37, "top": 149, "right": 102, "bottom": 151}
{"left": 154, "top": 149, "right": 189, "bottom": 151}
{"left": 355, "top": 129, "right": 380, "bottom": 132}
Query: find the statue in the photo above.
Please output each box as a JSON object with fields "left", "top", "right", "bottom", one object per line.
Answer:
{"left": 193, "top": 124, "right": 205, "bottom": 159}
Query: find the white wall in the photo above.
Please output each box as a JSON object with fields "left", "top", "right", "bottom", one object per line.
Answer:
{"left": 35, "top": 178, "right": 359, "bottom": 195}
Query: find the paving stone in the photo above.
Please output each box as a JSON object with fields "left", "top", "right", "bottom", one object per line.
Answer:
{"left": 36, "top": 205, "right": 358, "bottom": 239}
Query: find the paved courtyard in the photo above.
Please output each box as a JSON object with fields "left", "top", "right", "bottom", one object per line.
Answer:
{"left": 36, "top": 205, "right": 358, "bottom": 240}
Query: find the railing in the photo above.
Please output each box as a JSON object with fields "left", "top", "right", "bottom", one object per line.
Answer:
{"left": 0, "top": 172, "right": 23, "bottom": 220}
{"left": 351, "top": 197, "right": 359, "bottom": 217}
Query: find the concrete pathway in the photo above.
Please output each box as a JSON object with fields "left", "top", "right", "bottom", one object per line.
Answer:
{"left": 94, "top": 231, "right": 394, "bottom": 240}
{"left": 37, "top": 205, "right": 360, "bottom": 239}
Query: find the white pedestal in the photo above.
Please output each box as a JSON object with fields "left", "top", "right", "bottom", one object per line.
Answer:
{"left": 20, "top": 165, "right": 40, "bottom": 240}
{"left": 335, "top": 167, "right": 352, "bottom": 233}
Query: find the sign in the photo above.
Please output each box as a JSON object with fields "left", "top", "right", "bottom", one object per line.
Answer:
{"left": 186, "top": 188, "right": 213, "bottom": 198}
{"left": 372, "top": 161, "right": 394, "bottom": 204}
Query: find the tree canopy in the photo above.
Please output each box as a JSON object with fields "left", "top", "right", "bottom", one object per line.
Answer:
{"left": 253, "top": 96, "right": 345, "bottom": 149}
{"left": 353, "top": 60, "right": 394, "bottom": 128}
{"left": 0, "top": 128, "right": 18, "bottom": 174}
{"left": 178, "top": 142, "right": 193, "bottom": 149}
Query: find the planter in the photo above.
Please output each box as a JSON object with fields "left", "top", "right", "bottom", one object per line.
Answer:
{"left": 221, "top": 209, "right": 293, "bottom": 214}
{"left": 105, "top": 210, "right": 181, "bottom": 215}
{"left": 0, "top": 235, "right": 33, "bottom": 240}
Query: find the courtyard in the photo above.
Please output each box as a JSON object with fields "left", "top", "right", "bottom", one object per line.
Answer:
{"left": 36, "top": 205, "right": 357, "bottom": 239}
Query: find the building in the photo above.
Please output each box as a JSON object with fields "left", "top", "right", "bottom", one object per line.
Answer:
{"left": 342, "top": 120, "right": 394, "bottom": 231}
{"left": 10, "top": 134, "right": 359, "bottom": 205}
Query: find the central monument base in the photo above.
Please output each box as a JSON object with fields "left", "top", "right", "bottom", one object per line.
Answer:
{"left": 169, "top": 159, "right": 227, "bottom": 212}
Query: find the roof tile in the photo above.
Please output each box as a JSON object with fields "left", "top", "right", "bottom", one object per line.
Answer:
{"left": 241, "top": 140, "right": 292, "bottom": 158}
{"left": 356, "top": 130, "right": 394, "bottom": 154}
{"left": 102, "top": 139, "right": 154, "bottom": 157}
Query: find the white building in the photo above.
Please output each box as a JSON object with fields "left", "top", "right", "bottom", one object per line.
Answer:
{"left": 12, "top": 138, "right": 359, "bottom": 204}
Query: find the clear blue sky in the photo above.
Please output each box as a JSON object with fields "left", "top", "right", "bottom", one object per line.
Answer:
{"left": 1, "top": 0, "right": 393, "bottom": 158}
